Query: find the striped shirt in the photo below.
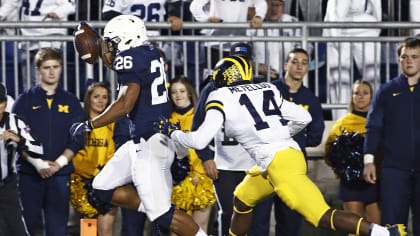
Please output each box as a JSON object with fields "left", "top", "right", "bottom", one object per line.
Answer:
{"left": 0, "top": 112, "right": 43, "bottom": 180}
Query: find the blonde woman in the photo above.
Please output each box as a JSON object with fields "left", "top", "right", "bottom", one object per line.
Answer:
{"left": 325, "top": 80, "right": 381, "bottom": 236}
{"left": 169, "top": 76, "right": 216, "bottom": 233}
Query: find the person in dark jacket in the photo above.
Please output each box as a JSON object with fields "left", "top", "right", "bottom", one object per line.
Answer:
{"left": 270, "top": 48, "right": 325, "bottom": 236}
{"left": 363, "top": 37, "right": 420, "bottom": 235}
{"left": 12, "top": 48, "right": 84, "bottom": 236}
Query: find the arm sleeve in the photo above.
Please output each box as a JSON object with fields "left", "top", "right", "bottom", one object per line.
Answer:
{"left": 171, "top": 109, "right": 224, "bottom": 150}
{"left": 280, "top": 99, "right": 312, "bottom": 136}
{"left": 253, "top": 0, "right": 268, "bottom": 19}
{"left": 0, "top": 0, "right": 20, "bottom": 19}
{"left": 191, "top": 84, "right": 216, "bottom": 161}
{"left": 189, "top": 0, "right": 210, "bottom": 22}
{"left": 167, "top": 1, "right": 181, "bottom": 17}
{"left": 14, "top": 116, "right": 43, "bottom": 158}
{"left": 364, "top": 88, "right": 384, "bottom": 155}
{"left": 53, "top": 0, "right": 76, "bottom": 18}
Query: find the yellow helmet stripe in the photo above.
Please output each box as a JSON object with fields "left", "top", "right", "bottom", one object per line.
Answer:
{"left": 236, "top": 56, "right": 252, "bottom": 81}
{"left": 222, "top": 56, "right": 251, "bottom": 82}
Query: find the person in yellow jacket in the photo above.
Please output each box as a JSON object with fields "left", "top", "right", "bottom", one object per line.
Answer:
{"left": 325, "top": 80, "right": 381, "bottom": 236}
{"left": 169, "top": 76, "right": 216, "bottom": 233}
{"left": 69, "top": 82, "right": 121, "bottom": 236}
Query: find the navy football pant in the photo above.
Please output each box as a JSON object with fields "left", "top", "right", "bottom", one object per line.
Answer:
{"left": 18, "top": 174, "right": 70, "bottom": 236}
{"left": 380, "top": 167, "right": 420, "bottom": 235}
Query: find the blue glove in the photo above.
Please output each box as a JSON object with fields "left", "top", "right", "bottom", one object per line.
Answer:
{"left": 171, "top": 156, "right": 190, "bottom": 185}
{"left": 154, "top": 116, "right": 181, "bottom": 137}
{"left": 70, "top": 121, "right": 93, "bottom": 150}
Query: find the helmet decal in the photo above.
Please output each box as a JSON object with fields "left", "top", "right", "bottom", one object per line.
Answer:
{"left": 212, "top": 56, "right": 253, "bottom": 88}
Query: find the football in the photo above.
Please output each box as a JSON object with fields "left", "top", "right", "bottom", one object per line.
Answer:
{"left": 73, "top": 22, "right": 100, "bottom": 64}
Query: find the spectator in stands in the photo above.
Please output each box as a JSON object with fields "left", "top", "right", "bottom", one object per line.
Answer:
{"left": 323, "top": 0, "right": 382, "bottom": 119}
{"left": 325, "top": 80, "right": 381, "bottom": 236}
{"left": 284, "top": 0, "right": 327, "bottom": 35}
{"left": 363, "top": 37, "right": 420, "bottom": 236}
{"left": 0, "top": 82, "right": 43, "bottom": 236}
{"left": 169, "top": 76, "right": 216, "bottom": 234}
{"left": 0, "top": 0, "right": 19, "bottom": 35}
{"left": 410, "top": 0, "right": 420, "bottom": 36}
{"left": 0, "top": 0, "right": 23, "bottom": 97}
{"left": 102, "top": 0, "right": 183, "bottom": 35}
{"left": 12, "top": 48, "right": 84, "bottom": 236}
{"left": 19, "top": 0, "right": 75, "bottom": 90}
{"left": 271, "top": 48, "right": 325, "bottom": 236}
{"left": 189, "top": 0, "right": 267, "bottom": 68}
{"left": 253, "top": 0, "right": 301, "bottom": 80}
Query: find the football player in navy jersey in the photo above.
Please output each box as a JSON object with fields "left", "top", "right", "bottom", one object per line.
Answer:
{"left": 72, "top": 15, "right": 206, "bottom": 236}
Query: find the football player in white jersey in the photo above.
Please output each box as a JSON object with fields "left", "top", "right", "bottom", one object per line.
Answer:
{"left": 157, "top": 56, "right": 407, "bottom": 236}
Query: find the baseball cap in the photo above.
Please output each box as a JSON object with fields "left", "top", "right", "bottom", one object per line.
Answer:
{"left": 230, "top": 42, "right": 253, "bottom": 60}
{"left": 0, "top": 84, "right": 7, "bottom": 103}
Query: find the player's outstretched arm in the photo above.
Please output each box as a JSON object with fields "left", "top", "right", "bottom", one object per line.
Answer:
{"left": 171, "top": 109, "right": 223, "bottom": 150}
{"left": 91, "top": 83, "right": 140, "bottom": 128}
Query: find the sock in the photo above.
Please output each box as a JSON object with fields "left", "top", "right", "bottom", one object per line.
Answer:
{"left": 370, "top": 224, "right": 390, "bottom": 236}
{"left": 195, "top": 228, "right": 208, "bottom": 236}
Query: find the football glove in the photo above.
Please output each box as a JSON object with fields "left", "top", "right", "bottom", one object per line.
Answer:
{"left": 70, "top": 121, "right": 93, "bottom": 149}
{"left": 154, "top": 116, "right": 181, "bottom": 137}
{"left": 171, "top": 156, "right": 190, "bottom": 185}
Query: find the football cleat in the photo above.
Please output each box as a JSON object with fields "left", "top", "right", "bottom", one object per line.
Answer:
{"left": 386, "top": 224, "right": 407, "bottom": 236}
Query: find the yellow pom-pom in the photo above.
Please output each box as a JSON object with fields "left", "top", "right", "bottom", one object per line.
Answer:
{"left": 70, "top": 173, "right": 99, "bottom": 218}
{"left": 171, "top": 171, "right": 216, "bottom": 214}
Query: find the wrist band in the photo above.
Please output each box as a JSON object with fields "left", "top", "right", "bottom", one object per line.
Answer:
{"left": 55, "top": 155, "right": 69, "bottom": 167}
{"left": 363, "top": 154, "right": 374, "bottom": 164}
{"left": 88, "top": 119, "right": 95, "bottom": 129}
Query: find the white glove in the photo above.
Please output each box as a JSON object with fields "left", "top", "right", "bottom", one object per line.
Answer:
{"left": 26, "top": 157, "right": 50, "bottom": 172}
{"left": 363, "top": 154, "right": 374, "bottom": 164}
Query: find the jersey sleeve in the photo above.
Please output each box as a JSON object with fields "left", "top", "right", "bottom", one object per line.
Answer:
{"left": 189, "top": 0, "right": 210, "bottom": 22}
{"left": 280, "top": 99, "right": 312, "bottom": 136}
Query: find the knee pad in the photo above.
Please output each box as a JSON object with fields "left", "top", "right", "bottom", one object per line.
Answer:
{"left": 86, "top": 186, "right": 115, "bottom": 214}
{"left": 154, "top": 205, "right": 175, "bottom": 230}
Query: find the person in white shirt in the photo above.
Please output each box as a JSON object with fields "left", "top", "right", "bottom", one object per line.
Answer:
{"left": 253, "top": 0, "right": 301, "bottom": 80}
{"left": 19, "top": 0, "right": 76, "bottom": 89}
{"left": 323, "top": 0, "right": 382, "bottom": 119}
{"left": 189, "top": 0, "right": 267, "bottom": 67}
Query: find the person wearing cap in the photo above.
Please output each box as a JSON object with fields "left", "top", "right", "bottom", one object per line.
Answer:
{"left": 0, "top": 83, "right": 44, "bottom": 236}
{"left": 230, "top": 42, "right": 278, "bottom": 82}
